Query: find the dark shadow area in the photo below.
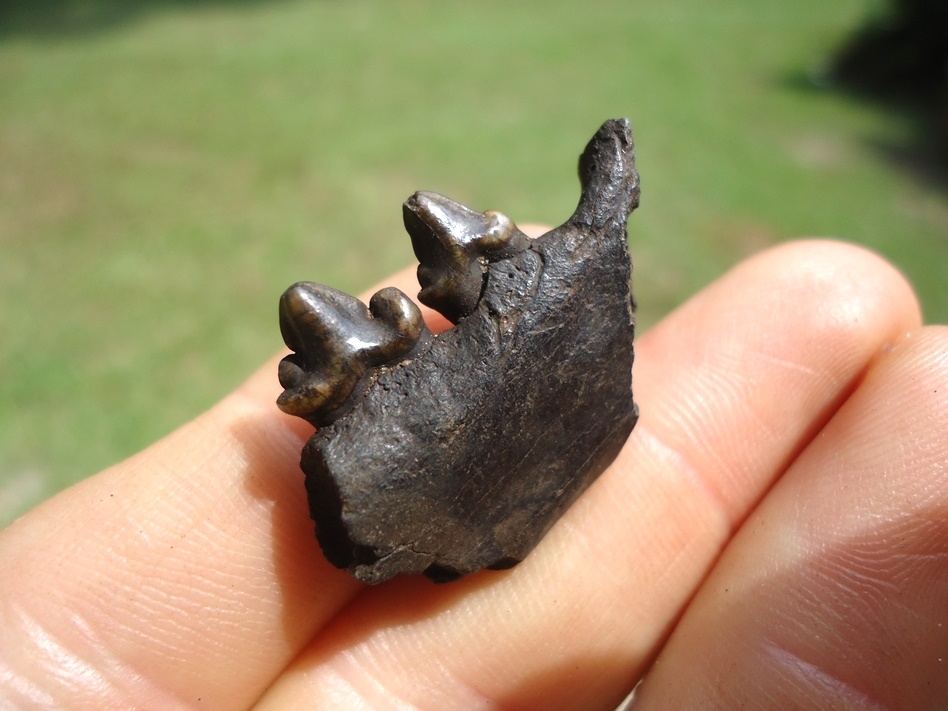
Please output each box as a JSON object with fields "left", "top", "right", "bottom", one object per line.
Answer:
{"left": 780, "top": 69, "right": 948, "bottom": 194}
{"left": 0, "top": 0, "right": 295, "bottom": 38}
{"left": 231, "top": 405, "right": 364, "bottom": 649}
{"left": 811, "top": 0, "right": 948, "bottom": 188}
{"left": 831, "top": 0, "right": 947, "bottom": 100}
{"left": 866, "top": 135, "right": 948, "bottom": 193}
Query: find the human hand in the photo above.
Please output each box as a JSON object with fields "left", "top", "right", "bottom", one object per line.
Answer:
{"left": 1, "top": 238, "right": 945, "bottom": 710}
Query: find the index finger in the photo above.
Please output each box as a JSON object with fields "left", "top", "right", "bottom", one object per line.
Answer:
{"left": 0, "top": 265, "right": 426, "bottom": 710}
{"left": 0, "top": 223, "right": 551, "bottom": 710}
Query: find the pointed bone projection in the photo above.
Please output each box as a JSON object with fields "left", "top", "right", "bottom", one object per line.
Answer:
{"left": 277, "top": 119, "right": 640, "bottom": 583}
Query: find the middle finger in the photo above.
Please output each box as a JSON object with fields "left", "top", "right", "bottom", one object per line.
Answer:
{"left": 255, "top": 241, "right": 919, "bottom": 711}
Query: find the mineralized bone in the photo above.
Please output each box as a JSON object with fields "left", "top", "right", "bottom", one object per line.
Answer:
{"left": 278, "top": 118, "right": 640, "bottom": 583}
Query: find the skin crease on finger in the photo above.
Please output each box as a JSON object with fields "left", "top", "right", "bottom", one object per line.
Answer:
{"left": 251, "top": 241, "right": 923, "bottom": 711}
{"left": 0, "top": 238, "right": 923, "bottom": 710}
{"left": 631, "top": 327, "right": 948, "bottom": 710}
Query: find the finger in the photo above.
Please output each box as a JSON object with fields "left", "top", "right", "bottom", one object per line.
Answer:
{"left": 0, "top": 219, "right": 556, "bottom": 709}
{"left": 0, "top": 265, "right": 429, "bottom": 710}
{"left": 252, "top": 241, "right": 922, "bottom": 711}
{"left": 632, "top": 326, "right": 948, "bottom": 709}
{"left": 0, "top": 218, "right": 557, "bottom": 709}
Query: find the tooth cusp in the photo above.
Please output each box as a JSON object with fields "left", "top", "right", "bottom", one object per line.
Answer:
{"left": 403, "top": 192, "right": 530, "bottom": 324}
{"left": 276, "top": 282, "right": 431, "bottom": 425}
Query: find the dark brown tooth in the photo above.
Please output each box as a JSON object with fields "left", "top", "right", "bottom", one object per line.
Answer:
{"left": 403, "top": 191, "right": 529, "bottom": 324}
{"left": 368, "top": 287, "right": 430, "bottom": 358}
{"left": 276, "top": 282, "right": 431, "bottom": 425}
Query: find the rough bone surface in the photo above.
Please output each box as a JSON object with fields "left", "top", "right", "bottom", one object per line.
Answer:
{"left": 278, "top": 119, "right": 640, "bottom": 583}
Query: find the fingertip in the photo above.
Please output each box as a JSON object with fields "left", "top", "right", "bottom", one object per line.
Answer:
{"left": 737, "top": 238, "right": 923, "bottom": 334}
{"left": 519, "top": 222, "right": 553, "bottom": 239}
{"left": 642, "top": 238, "right": 923, "bottom": 375}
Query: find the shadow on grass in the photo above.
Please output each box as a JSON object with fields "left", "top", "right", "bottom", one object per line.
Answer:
{"left": 865, "top": 135, "right": 948, "bottom": 194}
{"left": 781, "top": 70, "right": 948, "bottom": 195}
{"left": 808, "top": 0, "right": 948, "bottom": 192}
{"left": 0, "top": 0, "right": 299, "bottom": 38}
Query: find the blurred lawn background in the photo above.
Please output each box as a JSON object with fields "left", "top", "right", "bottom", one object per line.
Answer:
{"left": 2, "top": 0, "right": 946, "bottom": 526}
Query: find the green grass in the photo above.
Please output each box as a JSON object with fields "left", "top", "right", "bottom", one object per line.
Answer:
{"left": 2, "top": 0, "right": 946, "bottom": 526}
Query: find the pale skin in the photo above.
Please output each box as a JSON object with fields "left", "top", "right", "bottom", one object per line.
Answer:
{"left": 1, "top": 234, "right": 946, "bottom": 710}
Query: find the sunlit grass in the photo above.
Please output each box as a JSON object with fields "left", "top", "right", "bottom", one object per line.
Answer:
{"left": 1, "top": 0, "right": 946, "bottom": 524}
